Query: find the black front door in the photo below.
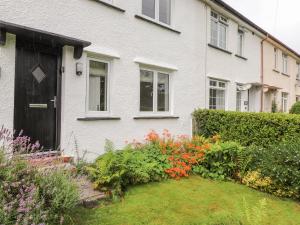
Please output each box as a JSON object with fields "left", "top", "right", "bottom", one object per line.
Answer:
{"left": 14, "top": 38, "right": 61, "bottom": 150}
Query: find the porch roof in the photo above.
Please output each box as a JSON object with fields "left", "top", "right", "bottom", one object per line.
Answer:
{"left": 0, "top": 20, "right": 91, "bottom": 59}
{"left": 263, "top": 84, "right": 282, "bottom": 92}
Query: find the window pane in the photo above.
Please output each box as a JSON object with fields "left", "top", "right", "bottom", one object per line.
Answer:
{"left": 274, "top": 49, "right": 278, "bottom": 68}
{"left": 140, "top": 70, "right": 154, "bottom": 111}
{"left": 282, "top": 93, "right": 288, "bottom": 112}
{"left": 89, "top": 61, "right": 107, "bottom": 111}
{"left": 209, "top": 89, "right": 217, "bottom": 109}
{"left": 142, "top": 0, "right": 156, "bottom": 19}
{"left": 238, "top": 31, "right": 243, "bottom": 56}
{"left": 211, "top": 19, "right": 218, "bottom": 46}
{"left": 157, "top": 73, "right": 169, "bottom": 112}
{"left": 210, "top": 80, "right": 217, "bottom": 87}
{"left": 219, "top": 23, "right": 226, "bottom": 49}
{"left": 159, "top": 0, "right": 171, "bottom": 24}
{"left": 219, "top": 82, "right": 226, "bottom": 88}
{"left": 216, "top": 89, "right": 225, "bottom": 110}
{"left": 236, "top": 89, "right": 242, "bottom": 111}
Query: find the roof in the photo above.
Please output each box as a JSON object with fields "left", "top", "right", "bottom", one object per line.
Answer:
{"left": 212, "top": 0, "right": 300, "bottom": 58}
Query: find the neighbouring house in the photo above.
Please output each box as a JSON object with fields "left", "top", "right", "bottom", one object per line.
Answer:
{"left": 0, "top": 0, "right": 299, "bottom": 160}
{"left": 204, "top": 0, "right": 263, "bottom": 112}
{"left": 261, "top": 37, "right": 300, "bottom": 113}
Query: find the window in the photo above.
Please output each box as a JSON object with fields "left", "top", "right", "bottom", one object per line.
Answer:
{"left": 140, "top": 69, "right": 170, "bottom": 112}
{"left": 236, "top": 87, "right": 242, "bottom": 112}
{"left": 281, "top": 92, "right": 288, "bottom": 112}
{"left": 210, "top": 11, "right": 228, "bottom": 50}
{"left": 237, "top": 29, "right": 244, "bottom": 56}
{"left": 209, "top": 79, "right": 226, "bottom": 110}
{"left": 282, "top": 54, "right": 288, "bottom": 74}
{"left": 274, "top": 48, "right": 278, "bottom": 69}
{"left": 297, "top": 96, "right": 300, "bottom": 102}
{"left": 142, "top": 0, "right": 171, "bottom": 25}
{"left": 297, "top": 62, "right": 300, "bottom": 80}
{"left": 88, "top": 59, "right": 108, "bottom": 112}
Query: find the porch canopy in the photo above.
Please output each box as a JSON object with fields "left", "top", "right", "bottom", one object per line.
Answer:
{"left": 0, "top": 20, "right": 91, "bottom": 59}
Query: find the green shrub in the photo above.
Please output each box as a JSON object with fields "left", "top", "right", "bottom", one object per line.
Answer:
{"left": 290, "top": 101, "right": 300, "bottom": 114}
{"left": 193, "top": 142, "right": 243, "bottom": 180}
{"left": 87, "top": 144, "right": 169, "bottom": 196}
{"left": 241, "top": 140, "right": 300, "bottom": 199}
{"left": 193, "top": 109, "right": 300, "bottom": 147}
{"left": 0, "top": 151, "right": 79, "bottom": 225}
{"left": 37, "top": 170, "right": 79, "bottom": 223}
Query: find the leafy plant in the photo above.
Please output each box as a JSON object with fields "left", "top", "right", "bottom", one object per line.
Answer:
{"left": 240, "top": 140, "right": 300, "bottom": 199}
{"left": 37, "top": 170, "right": 79, "bottom": 224}
{"left": 0, "top": 127, "right": 79, "bottom": 225}
{"left": 193, "top": 142, "right": 242, "bottom": 180}
{"left": 290, "top": 101, "right": 300, "bottom": 114}
{"left": 86, "top": 139, "right": 169, "bottom": 196}
{"left": 193, "top": 109, "right": 300, "bottom": 147}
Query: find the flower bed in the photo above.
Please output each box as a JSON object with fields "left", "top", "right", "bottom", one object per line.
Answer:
{"left": 87, "top": 130, "right": 242, "bottom": 196}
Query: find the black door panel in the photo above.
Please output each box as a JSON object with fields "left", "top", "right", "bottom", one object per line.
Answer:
{"left": 14, "top": 39, "right": 60, "bottom": 150}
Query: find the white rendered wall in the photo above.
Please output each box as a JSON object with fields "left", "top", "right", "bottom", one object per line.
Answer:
{"left": 0, "top": 0, "right": 208, "bottom": 160}
{"left": 0, "top": 34, "right": 16, "bottom": 131}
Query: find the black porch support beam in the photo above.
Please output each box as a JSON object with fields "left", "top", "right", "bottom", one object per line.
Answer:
{"left": 73, "top": 45, "right": 83, "bottom": 59}
{"left": 0, "top": 28, "right": 6, "bottom": 46}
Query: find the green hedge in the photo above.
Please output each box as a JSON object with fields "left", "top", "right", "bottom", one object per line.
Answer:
{"left": 290, "top": 102, "right": 300, "bottom": 114}
{"left": 193, "top": 109, "right": 300, "bottom": 147}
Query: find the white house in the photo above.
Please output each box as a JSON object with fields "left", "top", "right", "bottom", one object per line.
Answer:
{"left": 0, "top": 0, "right": 266, "bottom": 160}
{"left": 204, "top": 0, "right": 264, "bottom": 112}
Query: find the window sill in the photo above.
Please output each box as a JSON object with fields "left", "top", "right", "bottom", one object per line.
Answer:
{"left": 208, "top": 44, "right": 232, "bottom": 55}
{"left": 273, "top": 69, "right": 280, "bottom": 73}
{"left": 92, "top": 0, "right": 125, "bottom": 12}
{"left": 133, "top": 116, "right": 179, "bottom": 120}
{"left": 135, "top": 15, "right": 181, "bottom": 34}
{"left": 281, "top": 72, "right": 290, "bottom": 77}
{"left": 77, "top": 117, "right": 121, "bottom": 121}
{"left": 235, "top": 54, "right": 247, "bottom": 60}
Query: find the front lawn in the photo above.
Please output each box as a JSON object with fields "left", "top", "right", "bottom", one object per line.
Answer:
{"left": 68, "top": 176, "right": 300, "bottom": 225}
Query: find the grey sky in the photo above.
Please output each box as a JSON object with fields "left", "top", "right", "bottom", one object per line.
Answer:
{"left": 223, "top": 0, "right": 300, "bottom": 53}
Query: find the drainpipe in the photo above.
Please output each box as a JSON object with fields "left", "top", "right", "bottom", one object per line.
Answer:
{"left": 260, "top": 34, "right": 268, "bottom": 112}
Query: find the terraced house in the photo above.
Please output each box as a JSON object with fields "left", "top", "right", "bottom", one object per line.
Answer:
{"left": 261, "top": 37, "right": 300, "bottom": 112}
{"left": 0, "top": 0, "right": 299, "bottom": 159}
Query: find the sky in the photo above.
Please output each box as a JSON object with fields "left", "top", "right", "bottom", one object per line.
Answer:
{"left": 223, "top": 0, "right": 300, "bottom": 53}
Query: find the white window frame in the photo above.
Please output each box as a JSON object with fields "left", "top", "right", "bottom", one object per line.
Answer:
{"left": 141, "top": 0, "right": 172, "bottom": 26}
{"left": 236, "top": 85, "right": 242, "bottom": 112}
{"left": 86, "top": 57, "right": 111, "bottom": 116}
{"left": 281, "top": 92, "right": 288, "bottom": 113}
{"left": 274, "top": 48, "right": 278, "bottom": 70}
{"left": 237, "top": 29, "right": 244, "bottom": 56}
{"left": 210, "top": 10, "right": 228, "bottom": 50}
{"left": 139, "top": 66, "right": 172, "bottom": 115}
{"left": 208, "top": 79, "right": 227, "bottom": 110}
{"left": 282, "top": 53, "right": 288, "bottom": 74}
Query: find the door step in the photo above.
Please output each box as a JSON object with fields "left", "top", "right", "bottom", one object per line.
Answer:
{"left": 75, "top": 176, "right": 106, "bottom": 208}
{"left": 26, "top": 153, "right": 106, "bottom": 208}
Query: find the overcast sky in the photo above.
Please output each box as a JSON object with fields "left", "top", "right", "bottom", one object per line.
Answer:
{"left": 223, "top": 0, "right": 300, "bottom": 53}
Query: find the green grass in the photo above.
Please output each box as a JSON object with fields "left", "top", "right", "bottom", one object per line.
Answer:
{"left": 68, "top": 176, "right": 300, "bottom": 225}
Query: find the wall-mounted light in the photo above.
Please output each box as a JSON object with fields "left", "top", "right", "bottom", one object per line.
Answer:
{"left": 76, "top": 62, "right": 83, "bottom": 76}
